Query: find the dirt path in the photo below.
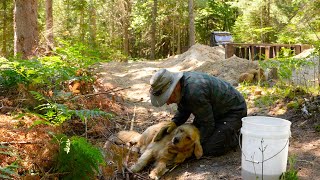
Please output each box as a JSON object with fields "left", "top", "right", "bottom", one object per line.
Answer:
{"left": 97, "top": 45, "right": 320, "bottom": 180}
{"left": 97, "top": 61, "right": 177, "bottom": 129}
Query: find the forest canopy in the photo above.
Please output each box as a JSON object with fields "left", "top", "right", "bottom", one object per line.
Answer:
{"left": 0, "top": 0, "right": 319, "bottom": 59}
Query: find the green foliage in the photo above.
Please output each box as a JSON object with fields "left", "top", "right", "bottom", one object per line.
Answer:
{"left": 51, "top": 134, "right": 105, "bottom": 180}
{"left": 0, "top": 39, "right": 110, "bottom": 93}
{"left": 3, "top": 0, "right": 320, "bottom": 59}
{"left": 31, "top": 91, "right": 72, "bottom": 125}
{"left": 0, "top": 146, "right": 19, "bottom": 179}
{"left": 254, "top": 86, "right": 309, "bottom": 108}
{"left": 0, "top": 56, "right": 78, "bottom": 92}
{"left": 286, "top": 101, "right": 300, "bottom": 110}
{"left": 254, "top": 90, "right": 278, "bottom": 107}
{"left": 259, "top": 55, "right": 315, "bottom": 81}
{"left": 0, "top": 163, "right": 19, "bottom": 180}
{"left": 280, "top": 156, "right": 299, "bottom": 180}
{"left": 196, "top": 0, "right": 238, "bottom": 43}
{"left": 31, "top": 91, "right": 111, "bottom": 126}
{"left": 231, "top": 0, "right": 320, "bottom": 44}
{"left": 55, "top": 39, "right": 108, "bottom": 67}
{"left": 238, "top": 83, "right": 308, "bottom": 109}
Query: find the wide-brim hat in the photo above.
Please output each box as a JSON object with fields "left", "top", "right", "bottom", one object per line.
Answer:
{"left": 149, "top": 69, "right": 183, "bottom": 107}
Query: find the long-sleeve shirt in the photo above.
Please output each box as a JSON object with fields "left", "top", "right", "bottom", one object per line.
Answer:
{"left": 172, "top": 71, "right": 246, "bottom": 143}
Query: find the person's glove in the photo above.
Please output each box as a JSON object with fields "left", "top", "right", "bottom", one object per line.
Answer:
{"left": 154, "top": 122, "right": 177, "bottom": 142}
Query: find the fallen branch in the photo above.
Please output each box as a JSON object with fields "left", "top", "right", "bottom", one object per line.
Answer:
{"left": 130, "top": 105, "right": 136, "bottom": 131}
{"left": 124, "top": 166, "right": 149, "bottom": 180}
{"left": 169, "top": 164, "right": 179, "bottom": 172}
{"left": 0, "top": 141, "right": 43, "bottom": 145}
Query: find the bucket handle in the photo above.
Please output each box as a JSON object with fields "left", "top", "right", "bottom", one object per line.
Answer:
{"left": 238, "top": 132, "right": 289, "bottom": 164}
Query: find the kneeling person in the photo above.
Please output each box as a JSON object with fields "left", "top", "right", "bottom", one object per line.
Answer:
{"left": 149, "top": 69, "right": 247, "bottom": 156}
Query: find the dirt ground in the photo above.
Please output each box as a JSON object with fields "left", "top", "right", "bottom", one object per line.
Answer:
{"left": 98, "top": 44, "right": 320, "bottom": 180}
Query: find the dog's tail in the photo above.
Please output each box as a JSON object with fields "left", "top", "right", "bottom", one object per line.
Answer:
{"left": 108, "top": 130, "right": 141, "bottom": 146}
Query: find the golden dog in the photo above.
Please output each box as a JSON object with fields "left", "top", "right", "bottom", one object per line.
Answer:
{"left": 108, "top": 122, "right": 169, "bottom": 153}
{"left": 110, "top": 122, "right": 203, "bottom": 179}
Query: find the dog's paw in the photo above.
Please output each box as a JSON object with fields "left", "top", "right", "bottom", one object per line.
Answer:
{"left": 131, "top": 146, "right": 140, "bottom": 153}
{"left": 149, "top": 172, "right": 160, "bottom": 180}
{"left": 149, "top": 168, "right": 168, "bottom": 180}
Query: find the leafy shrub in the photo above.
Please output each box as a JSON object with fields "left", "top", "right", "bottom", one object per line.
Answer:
{"left": 0, "top": 56, "right": 79, "bottom": 92}
{"left": 286, "top": 101, "right": 300, "bottom": 109}
{"left": 55, "top": 39, "right": 110, "bottom": 67}
{"left": 259, "top": 56, "right": 315, "bottom": 82}
{"left": 52, "top": 134, "right": 105, "bottom": 180}
{"left": 0, "top": 40, "right": 104, "bottom": 93}
{"left": 31, "top": 91, "right": 111, "bottom": 126}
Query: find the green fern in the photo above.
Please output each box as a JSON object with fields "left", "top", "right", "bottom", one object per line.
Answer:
{"left": 52, "top": 134, "right": 105, "bottom": 180}
{"left": 34, "top": 102, "right": 72, "bottom": 125}
{"left": 30, "top": 91, "right": 48, "bottom": 102}
{"left": 31, "top": 91, "right": 111, "bottom": 126}
{"left": 72, "top": 109, "right": 109, "bottom": 122}
{"left": 0, "top": 146, "right": 19, "bottom": 179}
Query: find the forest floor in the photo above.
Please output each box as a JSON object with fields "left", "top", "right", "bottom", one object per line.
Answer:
{"left": 97, "top": 44, "right": 320, "bottom": 180}
{"left": 1, "top": 44, "right": 319, "bottom": 180}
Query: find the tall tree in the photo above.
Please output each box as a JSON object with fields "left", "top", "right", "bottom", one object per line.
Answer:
{"left": 150, "top": 0, "right": 157, "bottom": 60}
{"left": 14, "top": 0, "right": 39, "bottom": 59}
{"left": 65, "top": 0, "right": 71, "bottom": 35}
{"left": 188, "top": 0, "right": 195, "bottom": 47}
{"left": 89, "top": 0, "right": 97, "bottom": 48}
{"left": 46, "top": 0, "right": 54, "bottom": 51}
{"left": 79, "top": 1, "right": 86, "bottom": 42}
{"left": 122, "top": 0, "right": 131, "bottom": 59}
{"left": 2, "top": 0, "right": 7, "bottom": 56}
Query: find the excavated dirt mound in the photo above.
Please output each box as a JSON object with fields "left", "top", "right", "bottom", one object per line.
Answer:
{"left": 160, "top": 44, "right": 225, "bottom": 69}
{"left": 159, "top": 44, "right": 258, "bottom": 85}
{"left": 194, "top": 56, "right": 258, "bottom": 85}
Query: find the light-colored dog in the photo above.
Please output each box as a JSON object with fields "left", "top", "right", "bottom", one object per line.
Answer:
{"left": 110, "top": 122, "right": 203, "bottom": 179}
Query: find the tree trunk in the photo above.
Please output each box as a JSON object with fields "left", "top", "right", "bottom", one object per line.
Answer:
{"left": 171, "top": 16, "right": 175, "bottom": 56}
{"left": 14, "top": 0, "right": 39, "bottom": 59}
{"left": 80, "top": 7, "right": 85, "bottom": 42}
{"left": 188, "top": 0, "right": 195, "bottom": 47}
{"left": 2, "top": 0, "right": 7, "bottom": 56}
{"left": 266, "top": 0, "right": 271, "bottom": 43}
{"left": 123, "top": 0, "right": 131, "bottom": 60}
{"left": 177, "top": 26, "right": 181, "bottom": 54}
{"left": 123, "top": 21, "right": 129, "bottom": 57}
{"left": 177, "top": 2, "right": 182, "bottom": 54}
{"left": 66, "top": 0, "right": 71, "bottom": 34}
{"left": 89, "top": 0, "right": 97, "bottom": 48}
{"left": 150, "top": 0, "right": 157, "bottom": 60}
{"left": 45, "top": 0, "right": 54, "bottom": 51}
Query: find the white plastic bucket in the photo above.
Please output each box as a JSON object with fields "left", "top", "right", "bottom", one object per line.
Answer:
{"left": 241, "top": 116, "right": 291, "bottom": 180}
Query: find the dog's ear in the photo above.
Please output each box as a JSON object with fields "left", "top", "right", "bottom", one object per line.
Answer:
{"left": 194, "top": 138, "right": 203, "bottom": 159}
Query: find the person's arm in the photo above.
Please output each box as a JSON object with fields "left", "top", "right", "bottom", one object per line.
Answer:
{"left": 191, "top": 97, "right": 216, "bottom": 144}
{"left": 172, "top": 104, "right": 191, "bottom": 126}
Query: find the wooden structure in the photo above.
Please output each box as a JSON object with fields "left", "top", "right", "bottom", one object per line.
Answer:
{"left": 225, "top": 43, "right": 311, "bottom": 60}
